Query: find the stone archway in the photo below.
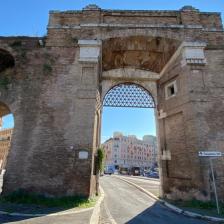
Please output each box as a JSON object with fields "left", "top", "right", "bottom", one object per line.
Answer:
{"left": 0, "top": 5, "right": 223, "bottom": 202}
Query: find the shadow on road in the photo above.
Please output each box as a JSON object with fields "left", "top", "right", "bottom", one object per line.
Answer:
{"left": 124, "top": 202, "right": 210, "bottom": 224}
{"left": 0, "top": 214, "right": 35, "bottom": 223}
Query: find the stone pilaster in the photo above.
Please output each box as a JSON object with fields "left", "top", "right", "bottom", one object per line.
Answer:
{"left": 78, "top": 39, "right": 102, "bottom": 197}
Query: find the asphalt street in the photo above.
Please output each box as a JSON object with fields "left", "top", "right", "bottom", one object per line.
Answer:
{"left": 99, "top": 175, "right": 213, "bottom": 224}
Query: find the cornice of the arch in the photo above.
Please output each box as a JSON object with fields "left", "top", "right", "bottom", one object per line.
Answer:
{"left": 100, "top": 29, "right": 186, "bottom": 42}
{"left": 102, "top": 68, "right": 160, "bottom": 82}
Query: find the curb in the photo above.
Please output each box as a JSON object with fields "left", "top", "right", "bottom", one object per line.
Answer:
{"left": 89, "top": 186, "right": 105, "bottom": 224}
{"left": 114, "top": 176, "right": 224, "bottom": 223}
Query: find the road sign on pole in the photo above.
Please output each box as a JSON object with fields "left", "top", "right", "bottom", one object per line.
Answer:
{"left": 209, "top": 158, "right": 220, "bottom": 214}
{"left": 198, "top": 150, "right": 223, "bottom": 214}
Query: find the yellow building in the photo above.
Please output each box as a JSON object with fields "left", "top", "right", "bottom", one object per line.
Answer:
{"left": 0, "top": 128, "right": 13, "bottom": 171}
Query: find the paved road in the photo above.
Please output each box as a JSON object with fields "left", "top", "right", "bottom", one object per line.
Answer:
{"left": 99, "top": 175, "right": 213, "bottom": 224}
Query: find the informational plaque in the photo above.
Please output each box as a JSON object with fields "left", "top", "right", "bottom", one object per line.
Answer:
{"left": 79, "top": 151, "right": 88, "bottom": 159}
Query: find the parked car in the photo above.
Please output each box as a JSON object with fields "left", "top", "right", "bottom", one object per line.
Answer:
{"left": 130, "top": 167, "right": 140, "bottom": 176}
{"left": 104, "top": 165, "right": 115, "bottom": 175}
{"left": 119, "top": 167, "right": 128, "bottom": 175}
{"left": 147, "top": 171, "right": 159, "bottom": 178}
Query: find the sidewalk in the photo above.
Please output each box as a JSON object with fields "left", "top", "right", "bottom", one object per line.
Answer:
{"left": 0, "top": 192, "right": 104, "bottom": 224}
{"left": 0, "top": 172, "right": 104, "bottom": 224}
{"left": 0, "top": 209, "right": 93, "bottom": 224}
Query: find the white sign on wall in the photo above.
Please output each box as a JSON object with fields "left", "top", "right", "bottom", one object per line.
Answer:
{"left": 79, "top": 151, "right": 89, "bottom": 159}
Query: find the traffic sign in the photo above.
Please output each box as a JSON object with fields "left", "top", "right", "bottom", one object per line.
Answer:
{"left": 198, "top": 151, "right": 222, "bottom": 157}
{"left": 198, "top": 150, "right": 222, "bottom": 214}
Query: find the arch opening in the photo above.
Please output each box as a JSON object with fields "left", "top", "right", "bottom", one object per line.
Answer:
{"left": 100, "top": 82, "right": 158, "bottom": 181}
{"left": 0, "top": 49, "right": 15, "bottom": 73}
{"left": 0, "top": 102, "right": 14, "bottom": 192}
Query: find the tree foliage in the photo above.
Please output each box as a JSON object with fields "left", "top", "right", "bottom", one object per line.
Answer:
{"left": 96, "top": 148, "right": 105, "bottom": 173}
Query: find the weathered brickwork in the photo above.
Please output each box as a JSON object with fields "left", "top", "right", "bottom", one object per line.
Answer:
{"left": 0, "top": 5, "right": 223, "bottom": 201}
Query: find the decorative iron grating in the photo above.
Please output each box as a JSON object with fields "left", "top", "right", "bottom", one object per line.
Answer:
{"left": 103, "top": 83, "right": 155, "bottom": 108}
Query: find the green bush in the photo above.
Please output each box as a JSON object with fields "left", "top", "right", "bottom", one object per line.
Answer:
{"left": 172, "top": 199, "right": 224, "bottom": 215}
{"left": 1, "top": 189, "right": 97, "bottom": 208}
{"left": 97, "top": 148, "right": 105, "bottom": 173}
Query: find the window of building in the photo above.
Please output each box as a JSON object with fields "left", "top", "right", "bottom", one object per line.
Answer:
{"left": 165, "top": 80, "right": 177, "bottom": 99}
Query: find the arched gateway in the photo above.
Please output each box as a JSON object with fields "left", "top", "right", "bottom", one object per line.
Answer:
{"left": 0, "top": 4, "right": 224, "bottom": 202}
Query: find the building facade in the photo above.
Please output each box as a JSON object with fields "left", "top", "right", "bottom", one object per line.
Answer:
{"left": 0, "top": 128, "right": 13, "bottom": 172}
{"left": 103, "top": 132, "right": 157, "bottom": 171}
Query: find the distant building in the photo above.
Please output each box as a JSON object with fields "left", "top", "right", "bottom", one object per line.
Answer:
{"left": 102, "top": 132, "right": 157, "bottom": 171}
{"left": 0, "top": 128, "right": 13, "bottom": 172}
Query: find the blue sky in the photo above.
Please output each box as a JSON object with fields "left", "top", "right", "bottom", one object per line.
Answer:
{"left": 1, "top": 1, "right": 223, "bottom": 141}
{"left": 2, "top": 114, "right": 14, "bottom": 130}
{"left": 0, "top": 0, "right": 223, "bottom": 36}
{"left": 101, "top": 108, "right": 156, "bottom": 143}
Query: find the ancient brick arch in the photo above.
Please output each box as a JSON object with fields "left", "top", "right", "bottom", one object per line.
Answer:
{"left": 0, "top": 102, "right": 11, "bottom": 118}
{"left": 0, "top": 5, "right": 223, "bottom": 202}
{"left": 0, "top": 49, "right": 15, "bottom": 73}
{"left": 0, "top": 49, "right": 17, "bottom": 117}
{"left": 102, "top": 36, "right": 181, "bottom": 73}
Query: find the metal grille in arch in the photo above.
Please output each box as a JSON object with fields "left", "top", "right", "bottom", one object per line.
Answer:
{"left": 103, "top": 84, "right": 155, "bottom": 108}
